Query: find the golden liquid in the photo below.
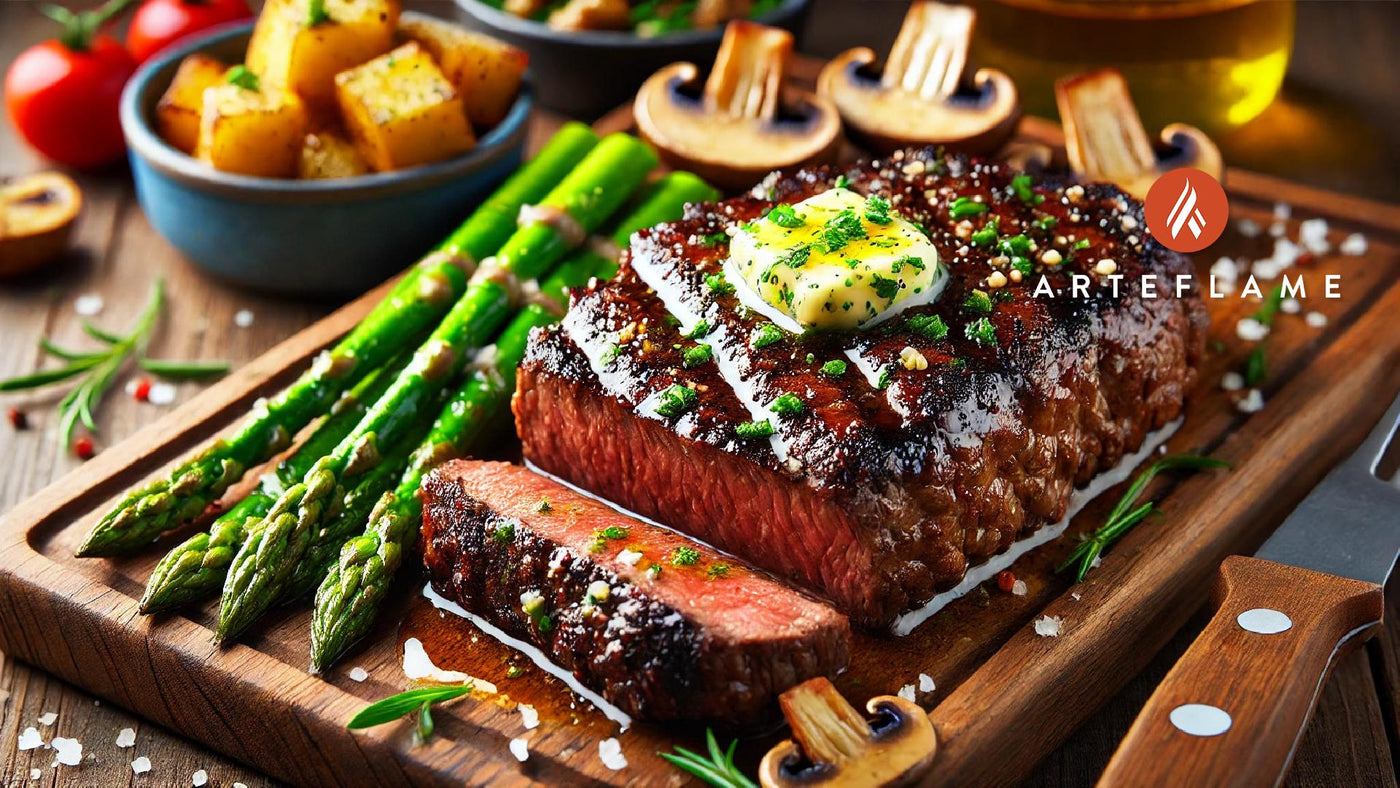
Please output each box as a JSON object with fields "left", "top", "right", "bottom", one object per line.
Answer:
{"left": 967, "top": 0, "right": 1295, "bottom": 135}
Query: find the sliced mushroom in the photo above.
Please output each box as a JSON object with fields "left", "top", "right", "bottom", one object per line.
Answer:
{"left": 0, "top": 172, "right": 81, "bottom": 278}
{"left": 817, "top": 1, "right": 1019, "bottom": 156}
{"left": 633, "top": 21, "right": 842, "bottom": 191}
{"left": 759, "top": 678, "right": 937, "bottom": 787}
{"left": 1055, "top": 68, "right": 1223, "bottom": 199}
{"left": 547, "top": 0, "right": 632, "bottom": 32}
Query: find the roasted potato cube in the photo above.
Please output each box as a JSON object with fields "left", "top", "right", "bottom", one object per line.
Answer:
{"left": 156, "top": 54, "right": 228, "bottom": 154}
{"left": 334, "top": 43, "right": 475, "bottom": 172}
{"left": 548, "top": 0, "right": 632, "bottom": 32}
{"left": 298, "top": 130, "right": 370, "bottom": 178}
{"left": 398, "top": 17, "right": 527, "bottom": 129}
{"left": 196, "top": 84, "right": 309, "bottom": 177}
{"left": 247, "top": 0, "right": 400, "bottom": 112}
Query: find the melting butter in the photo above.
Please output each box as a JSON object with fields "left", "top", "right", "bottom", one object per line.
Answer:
{"left": 729, "top": 188, "right": 946, "bottom": 329}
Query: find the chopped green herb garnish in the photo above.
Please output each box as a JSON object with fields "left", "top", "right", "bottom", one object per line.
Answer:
{"left": 648, "top": 563, "right": 663, "bottom": 578}
{"left": 767, "top": 203, "right": 805, "bottom": 228}
{"left": 908, "top": 314, "right": 949, "bottom": 341}
{"left": 820, "top": 359, "right": 847, "bottom": 376}
{"left": 505, "top": 665, "right": 525, "bottom": 679}
{"left": 491, "top": 523, "right": 515, "bottom": 545}
{"left": 533, "top": 498, "right": 552, "bottom": 514}
{"left": 876, "top": 366, "right": 892, "bottom": 389}
{"left": 770, "top": 392, "right": 804, "bottom": 416}
{"left": 1074, "top": 238, "right": 1091, "bottom": 250}
{"left": 1245, "top": 344, "right": 1268, "bottom": 386}
{"left": 1253, "top": 284, "right": 1285, "bottom": 327}
{"left": 654, "top": 384, "right": 698, "bottom": 418}
{"left": 700, "top": 232, "right": 729, "bottom": 247}
{"left": 779, "top": 243, "right": 811, "bottom": 269}
{"left": 670, "top": 546, "right": 701, "bottom": 566}
{"left": 1011, "top": 173, "right": 1044, "bottom": 206}
{"left": 871, "top": 273, "right": 900, "bottom": 301}
{"left": 307, "top": 0, "right": 331, "bottom": 25}
{"left": 949, "top": 197, "right": 988, "bottom": 219}
{"left": 736, "top": 419, "right": 775, "bottom": 439}
{"left": 970, "top": 219, "right": 999, "bottom": 248}
{"left": 705, "top": 273, "right": 735, "bottom": 295}
{"left": 834, "top": 174, "right": 850, "bottom": 189}
{"left": 821, "top": 209, "right": 866, "bottom": 252}
{"left": 1035, "top": 216, "right": 1057, "bottom": 231}
{"left": 1012, "top": 256, "right": 1035, "bottom": 277}
{"left": 966, "top": 317, "right": 996, "bottom": 346}
{"left": 751, "top": 322, "right": 784, "bottom": 349}
{"left": 864, "top": 195, "right": 892, "bottom": 225}
{"left": 684, "top": 320, "right": 712, "bottom": 339}
{"left": 590, "top": 525, "right": 631, "bottom": 552}
{"left": 707, "top": 564, "right": 731, "bottom": 579}
{"left": 683, "top": 343, "right": 713, "bottom": 369}
{"left": 347, "top": 686, "right": 473, "bottom": 735}
{"left": 600, "top": 343, "right": 622, "bottom": 367}
{"left": 226, "top": 65, "right": 259, "bottom": 92}
{"left": 900, "top": 255, "right": 926, "bottom": 271}
{"left": 963, "top": 290, "right": 993, "bottom": 315}
{"left": 998, "top": 234, "right": 1032, "bottom": 257}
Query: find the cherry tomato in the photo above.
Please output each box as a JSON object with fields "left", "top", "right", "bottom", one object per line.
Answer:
{"left": 73, "top": 436, "right": 95, "bottom": 459}
{"left": 995, "top": 570, "right": 1016, "bottom": 593}
{"left": 133, "top": 377, "right": 152, "bottom": 402}
{"left": 126, "top": 0, "right": 252, "bottom": 64}
{"left": 6, "top": 0, "right": 137, "bottom": 170}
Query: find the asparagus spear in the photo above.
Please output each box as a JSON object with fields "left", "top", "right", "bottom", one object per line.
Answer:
{"left": 216, "top": 135, "right": 659, "bottom": 642}
{"left": 309, "top": 172, "right": 715, "bottom": 670}
{"left": 137, "top": 360, "right": 404, "bottom": 614}
{"left": 77, "top": 124, "right": 601, "bottom": 558}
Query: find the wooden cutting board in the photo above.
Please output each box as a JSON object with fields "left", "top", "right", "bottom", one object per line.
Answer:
{"left": 3, "top": 100, "right": 1400, "bottom": 785}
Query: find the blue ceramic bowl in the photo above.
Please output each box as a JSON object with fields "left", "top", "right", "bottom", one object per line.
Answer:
{"left": 120, "top": 17, "right": 533, "bottom": 297}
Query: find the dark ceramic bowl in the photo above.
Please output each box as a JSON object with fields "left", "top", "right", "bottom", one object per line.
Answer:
{"left": 454, "top": 0, "right": 810, "bottom": 117}
{"left": 119, "top": 16, "right": 533, "bottom": 297}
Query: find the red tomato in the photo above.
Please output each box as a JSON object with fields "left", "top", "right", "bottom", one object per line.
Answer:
{"left": 126, "top": 0, "right": 252, "bottom": 64}
{"left": 5, "top": 35, "right": 135, "bottom": 169}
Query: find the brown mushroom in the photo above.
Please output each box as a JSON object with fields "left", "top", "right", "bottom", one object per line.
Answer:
{"left": 817, "top": 1, "right": 1020, "bottom": 156}
{"left": 759, "top": 678, "right": 937, "bottom": 787}
{"left": 633, "top": 21, "right": 842, "bottom": 191}
{"left": 1055, "top": 68, "right": 1223, "bottom": 200}
{"left": 0, "top": 172, "right": 82, "bottom": 279}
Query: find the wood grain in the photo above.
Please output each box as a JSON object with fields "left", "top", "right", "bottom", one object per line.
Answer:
{"left": 1099, "top": 557, "right": 1384, "bottom": 786}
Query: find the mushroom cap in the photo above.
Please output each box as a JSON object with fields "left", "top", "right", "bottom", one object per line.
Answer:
{"left": 0, "top": 172, "right": 82, "bottom": 278}
{"left": 818, "top": 47, "right": 1020, "bottom": 157}
{"left": 633, "top": 61, "right": 843, "bottom": 192}
{"left": 759, "top": 690, "right": 938, "bottom": 787}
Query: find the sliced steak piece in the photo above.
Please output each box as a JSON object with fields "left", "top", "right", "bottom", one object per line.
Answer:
{"left": 419, "top": 460, "right": 851, "bottom": 724}
{"left": 515, "top": 149, "right": 1207, "bottom": 630}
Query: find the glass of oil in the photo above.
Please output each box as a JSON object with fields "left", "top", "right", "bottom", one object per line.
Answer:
{"left": 966, "top": 0, "right": 1294, "bottom": 135}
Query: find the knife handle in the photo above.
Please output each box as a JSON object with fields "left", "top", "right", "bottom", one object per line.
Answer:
{"left": 1098, "top": 555, "right": 1383, "bottom": 788}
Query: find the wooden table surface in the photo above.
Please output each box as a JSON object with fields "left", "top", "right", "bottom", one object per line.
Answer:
{"left": 2, "top": 1, "right": 1398, "bottom": 785}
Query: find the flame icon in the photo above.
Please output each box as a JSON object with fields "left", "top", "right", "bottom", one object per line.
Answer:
{"left": 1165, "top": 177, "right": 1207, "bottom": 240}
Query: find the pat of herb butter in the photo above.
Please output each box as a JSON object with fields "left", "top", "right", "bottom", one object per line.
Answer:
{"left": 728, "top": 188, "right": 946, "bottom": 329}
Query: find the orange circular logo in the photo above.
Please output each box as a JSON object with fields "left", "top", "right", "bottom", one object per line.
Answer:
{"left": 1143, "top": 168, "right": 1229, "bottom": 253}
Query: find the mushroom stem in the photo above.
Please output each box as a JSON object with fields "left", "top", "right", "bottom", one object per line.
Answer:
{"left": 781, "top": 677, "right": 873, "bottom": 765}
{"left": 882, "top": 1, "right": 973, "bottom": 101}
{"left": 705, "top": 21, "right": 790, "bottom": 122}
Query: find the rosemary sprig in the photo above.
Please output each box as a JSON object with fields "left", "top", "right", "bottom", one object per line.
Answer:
{"left": 346, "top": 684, "right": 474, "bottom": 737}
{"left": 661, "top": 729, "right": 758, "bottom": 788}
{"left": 0, "top": 279, "right": 230, "bottom": 449}
{"left": 1059, "top": 455, "right": 1231, "bottom": 582}
{"left": 1252, "top": 284, "right": 1285, "bottom": 327}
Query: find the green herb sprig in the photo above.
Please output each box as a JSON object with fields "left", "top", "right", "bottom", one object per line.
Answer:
{"left": 1059, "top": 455, "right": 1230, "bottom": 582}
{"left": 346, "top": 684, "right": 474, "bottom": 738}
{"left": 661, "top": 729, "right": 758, "bottom": 788}
{"left": 0, "top": 279, "right": 229, "bottom": 447}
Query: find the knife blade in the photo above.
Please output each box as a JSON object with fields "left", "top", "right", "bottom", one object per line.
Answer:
{"left": 1099, "top": 390, "right": 1400, "bottom": 787}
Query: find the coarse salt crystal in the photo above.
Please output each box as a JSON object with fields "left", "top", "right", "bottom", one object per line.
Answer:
{"left": 18, "top": 727, "right": 44, "bottom": 750}
{"left": 147, "top": 382, "right": 177, "bottom": 406}
{"left": 234, "top": 309, "right": 255, "bottom": 328}
{"left": 598, "top": 738, "right": 628, "bottom": 770}
{"left": 1237, "top": 389, "right": 1266, "bottom": 414}
{"left": 1012, "top": 579, "right": 1027, "bottom": 596}
{"left": 1236, "top": 318, "right": 1269, "bottom": 342}
{"left": 897, "top": 684, "right": 916, "bottom": 702}
{"left": 131, "top": 756, "right": 152, "bottom": 775}
{"left": 1253, "top": 259, "right": 1282, "bottom": 280}
{"left": 1210, "top": 257, "right": 1238, "bottom": 282}
{"left": 1221, "top": 372, "right": 1245, "bottom": 392}
{"left": 402, "top": 637, "right": 471, "bottom": 684}
{"left": 116, "top": 728, "right": 137, "bottom": 748}
{"left": 1034, "top": 616, "right": 1063, "bottom": 637}
{"left": 38, "top": 712, "right": 57, "bottom": 726}
{"left": 1298, "top": 218, "right": 1330, "bottom": 255}
{"left": 192, "top": 769, "right": 208, "bottom": 786}
{"left": 1236, "top": 218, "right": 1261, "bottom": 238}
{"left": 347, "top": 667, "right": 369, "bottom": 682}
{"left": 1339, "top": 233, "right": 1367, "bottom": 256}
{"left": 1305, "top": 311, "right": 1328, "bottom": 328}
{"left": 29, "top": 768, "right": 40, "bottom": 780}
{"left": 51, "top": 737, "right": 82, "bottom": 767}
{"left": 918, "top": 673, "right": 936, "bottom": 693}
{"left": 1273, "top": 202, "right": 1291, "bottom": 220}
{"left": 1281, "top": 298, "right": 1302, "bottom": 314}
{"left": 1271, "top": 237, "right": 1301, "bottom": 268}
{"left": 1071, "top": 592, "right": 1082, "bottom": 601}
{"left": 519, "top": 704, "right": 539, "bottom": 730}
{"left": 74, "top": 294, "right": 104, "bottom": 316}
{"left": 234, "top": 784, "right": 248, "bottom": 788}
{"left": 1269, "top": 221, "right": 1286, "bottom": 238}
{"left": 616, "top": 549, "right": 643, "bottom": 566}
{"left": 510, "top": 738, "right": 529, "bottom": 762}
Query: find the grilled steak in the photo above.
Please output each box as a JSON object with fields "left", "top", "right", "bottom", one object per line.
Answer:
{"left": 419, "top": 460, "right": 851, "bottom": 723}
{"left": 515, "top": 149, "right": 1207, "bottom": 629}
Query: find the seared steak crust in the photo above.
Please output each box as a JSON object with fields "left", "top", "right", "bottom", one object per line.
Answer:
{"left": 420, "top": 461, "right": 850, "bottom": 723}
{"left": 516, "top": 149, "right": 1207, "bottom": 629}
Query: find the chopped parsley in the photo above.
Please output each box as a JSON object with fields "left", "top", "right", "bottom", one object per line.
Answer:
{"left": 998, "top": 234, "right": 1032, "bottom": 257}
{"left": 1012, "top": 256, "right": 1035, "bottom": 277}
{"left": 834, "top": 174, "right": 850, "bottom": 189}
{"left": 751, "top": 322, "right": 784, "bottom": 349}
{"left": 684, "top": 320, "right": 711, "bottom": 339}
{"left": 1245, "top": 344, "right": 1268, "bottom": 386}
{"left": 647, "top": 563, "right": 663, "bottom": 578}
{"left": 707, "top": 564, "right": 731, "bottom": 579}
{"left": 963, "top": 289, "right": 994, "bottom": 315}
{"left": 821, "top": 209, "right": 866, "bottom": 252}
{"left": 590, "top": 525, "right": 631, "bottom": 552}
{"left": 908, "top": 314, "right": 948, "bottom": 341}
{"left": 877, "top": 366, "right": 892, "bottom": 389}
{"left": 490, "top": 523, "right": 515, "bottom": 545}
{"left": 654, "top": 384, "right": 698, "bottom": 418}
{"left": 1011, "top": 173, "right": 1044, "bottom": 206}
{"left": 307, "top": 0, "right": 331, "bottom": 25}
{"left": 871, "top": 273, "right": 900, "bottom": 301}
{"left": 778, "top": 243, "right": 811, "bottom": 269}
{"left": 949, "top": 197, "right": 988, "bottom": 219}
{"left": 1073, "top": 238, "right": 1092, "bottom": 250}
{"left": 770, "top": 392, "right": 804, "bottom": 416}
{"left": 1253, "top": 284, "right": 1285, "bottom": 327}
{"left": 705, "top": 273, "right": 735, "bottom": 295}
{"left": 699, "top": 232, "right": 729, "bottom": 247}
{"left": 736, "top": 419, "right": 775, "bottom": 439}
{"left": 767, "top": 203, "right": 806, "bottom": 228}
{"left": 670, "top": 546, "right": 701, "bottom": 566}
{"left": 1035, "top": 216, "right": 1057, "bottom": 232}
{"left": 600, "top": 343, "right": 621, "bottom": 366}
{"left": 820, "top": 359, "right": 847, "bottom": 376}
{"left": 899, "top": 255, "right": 926, "bottom": 271}
{"left": 505, "top": 665, "right": 524, "bottom": 678}
{"left": 533, "top": 498, "right": 552, "bottom": 514}
{"left": 682, "top": 343, "right": 712, "bottom": 368}
{"left": 966, "top": 317, "right": 996, "bottom": 346}
{"left": 226, "top": 65, "right": 259, "bottom": 92}
{"left": 864, "top": 195, "right": 893, "bottom": 225}
{"left": 970, "top": 217, "right": 999, "bottom": 248}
